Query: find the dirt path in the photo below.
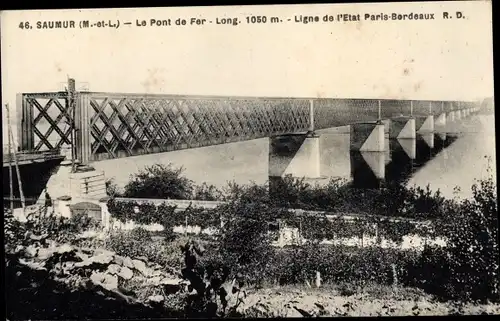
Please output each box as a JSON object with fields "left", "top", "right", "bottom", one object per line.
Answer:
{"left": 235, "top": 286, "right": 500, "bottom": 317}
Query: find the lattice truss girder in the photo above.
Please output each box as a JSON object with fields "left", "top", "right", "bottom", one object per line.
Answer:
{"left": 88, "top": 96, "right": 311, "bottom": 159}
{"left": 378, "top": 100, "right": 413, "bottom": 118}
{"left": 27, "top": 95, "right": 73, "bottom": 151}
{"left": 313, "top": 99, "right": 379, "bottom": 129}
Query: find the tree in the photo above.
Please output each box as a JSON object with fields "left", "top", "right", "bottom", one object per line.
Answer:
{"left": 122, "top": 164, "right": 194, "bottom": 199}
{"left": 435, "top": 165, "right": 498, "bottom": 302}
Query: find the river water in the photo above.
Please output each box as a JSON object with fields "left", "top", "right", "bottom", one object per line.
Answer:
{"left": 94, "top": 114, "right": 496, "bottom": 201}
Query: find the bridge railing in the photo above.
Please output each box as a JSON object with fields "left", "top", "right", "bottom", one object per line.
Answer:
{"left": 3, "top": 148, "right": 63, "bottom": 163}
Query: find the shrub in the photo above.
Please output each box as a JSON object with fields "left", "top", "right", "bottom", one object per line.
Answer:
{"left": 68, "top": 211, "right": 101, "bottom": 232}
{"left": 267, "top": 175, "right": 447, "bottom": 220}
{"left": 4, "top": 207, "right": 101, "bottom": 248}
{"left": 409, "top": 184, "right": 446, "bottom": 218}
{"left": 193, "top": 182, "right": 224, "bottom": 201}
{"left": 377, "top": 219, "right": 418, "bottom": 244}
{"left": 269, "top": 175, "right": 313, "bottom": 209}
{"left": 222, "top": 181, "right": 270, "bottom": 204}
{"left": 106, "top": 227, "right": 154, "bottom": 260}
{"left": 107, "top": 198, "right": 180, "bottom": 226}
{"left": 438, "top": 172, "right": 498, "bottom": 302}
{"left": 402, "top": 245, "right": 453, "bottom": 299}
{"left": 107, "top": 198, "right": 223, "bottom": 232}
{"left": 179, "top": 239, "right": 245, "bottom": 318}
{"left": 4, "top": 208, "right": 27, "bottom": 252}
{"left": 216, "top": 201, "right": 276, "bottom": 285}
{"left": 404, "top": 170, "right": 499, "bottom": 303}
{"left": 123, "top": 163, "right": 195, "bottom": 199}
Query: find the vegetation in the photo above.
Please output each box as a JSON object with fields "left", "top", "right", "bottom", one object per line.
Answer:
{"left": 106, "top": 162, "right": 498, "bottom": 303}
{"left": 108, "top": 162, "right": 447, "bottom": 220}
{"left": 5, "top": 161, "right": 499, "bottom": 318}
{"left": 122, "top": 164, "right": 195, "bottom": 199}
{"left": 180, "top": 240, "right": 245, "bottom": 318}
{"left": 424, "top": 168, "right": 499, "bottom": 302}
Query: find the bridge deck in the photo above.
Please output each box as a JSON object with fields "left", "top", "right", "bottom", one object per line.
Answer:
{"left": 3, "top": 150, "right": 65, "bottom": 167}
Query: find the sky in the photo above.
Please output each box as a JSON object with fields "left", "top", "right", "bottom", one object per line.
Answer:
{"left": 1, "top": 1, "right": 494, "bottom": 143}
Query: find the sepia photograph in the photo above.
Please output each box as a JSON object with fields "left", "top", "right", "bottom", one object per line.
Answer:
{"left": 2, "top": 1, "right": 497, "bottom": 318}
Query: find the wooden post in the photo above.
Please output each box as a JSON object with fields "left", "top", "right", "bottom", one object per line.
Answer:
{"left": 7, "top": 119, "right": 14, "bottom": 212}
{"left": 6, "top": 104, "right": 26, "bottom": 211}
{"left": 410, "top": 101, "right": 413, "bottom": 116}
{"left": 299, "top": 217, "right": 303, "bottom": 245}
{"left": 16, "top": 94, "right": 23, "bottom": 152}
{"left": 378, "top": 100, "right": 381, "bottom": 120}
{"left": 315, "top": 271, "right": 321, "bottom": 288}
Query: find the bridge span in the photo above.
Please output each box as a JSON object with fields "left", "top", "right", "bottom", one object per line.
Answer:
{"left": 17, "top": 79, "right": 480, "bottom": 165}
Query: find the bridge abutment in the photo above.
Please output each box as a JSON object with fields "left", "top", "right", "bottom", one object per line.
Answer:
{"left": 38, "top": 159, "right": 73, "bottom": 204}
{"left": 69, "top": 169, "right": 107, "bottom": 200}
{"left": 39, "top": 160, "right": 107, "bottom": 204}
